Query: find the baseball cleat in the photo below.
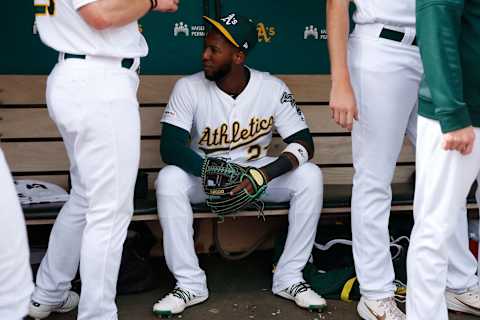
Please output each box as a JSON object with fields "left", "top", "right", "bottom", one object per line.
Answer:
{"left": 447, "top": 286, "right": 480, "bottom": 316}
{"left": 28, "top": 291, "right": 79, "bottom": 319}
{"left": 153, "top": 287, "right": 208, "bottom": 317}
{"left": 357, "top": 296, "right": 405, "bottom": 320}
{"left": 276, "top": 281, "right": 327, "bottom": 312}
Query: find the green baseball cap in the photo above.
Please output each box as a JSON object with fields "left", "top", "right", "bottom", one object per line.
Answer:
{"left": 203, "top": 13, "right": 258, "bottom": 52}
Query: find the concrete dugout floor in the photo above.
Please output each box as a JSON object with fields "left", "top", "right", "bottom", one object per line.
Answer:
{"left": 34, "top": 251, "right": 477, "bottom": 320}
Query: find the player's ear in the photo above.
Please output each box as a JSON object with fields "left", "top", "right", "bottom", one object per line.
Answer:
{"left": 233, "top": 50, "right": 246, "bottom": 65}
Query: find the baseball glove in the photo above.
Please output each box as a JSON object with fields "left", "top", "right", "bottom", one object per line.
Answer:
{"left": 201, "top": 158, "right": 268, "bottom": 217}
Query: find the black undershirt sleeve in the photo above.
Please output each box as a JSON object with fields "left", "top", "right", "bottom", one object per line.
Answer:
{"left": 160, "top": 123, "right": 204, "bottom": 177}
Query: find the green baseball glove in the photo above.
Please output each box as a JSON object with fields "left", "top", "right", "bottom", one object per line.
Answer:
{"left": 201, "top": 158, "right": 268, "bottom": 217}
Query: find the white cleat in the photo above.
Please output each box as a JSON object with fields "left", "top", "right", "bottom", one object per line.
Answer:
{"left": 276, "top": 281, "right": 327, "bottom": 312}
{"left": 28, "top": 291, "right": 80, "bottom": 319}
{"left": 447, "top": 286, "right": 480, "bottom": 316}
{"left": 152, "top": 287, "right": 208, "bottom": 318}
{"left": 357, "top": 296, "right": 405, "bottom": 320}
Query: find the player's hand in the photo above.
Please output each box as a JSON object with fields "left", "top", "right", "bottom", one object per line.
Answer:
{"left": 230, "top": 179, "right": 254, "bottom": 195}
{"left": 230, "top": 168, "right": 269, "bottom": 195}
{"left": 154, "top": 0, "right": 179, "bottom": 12}
{"left": 329, "top": 81, "right": 358, "bottom": 131}
{"left": 442, "top": 126, "right": 475, "bottom": 155}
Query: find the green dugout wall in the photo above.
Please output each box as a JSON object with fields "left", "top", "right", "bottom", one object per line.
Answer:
{"left": 2, "top": 0, "right": 331, "bottom": 75}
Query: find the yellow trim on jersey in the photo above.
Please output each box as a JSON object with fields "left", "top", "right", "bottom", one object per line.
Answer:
{"left": 203, "top": 16, "right": 240, "bottom": 48}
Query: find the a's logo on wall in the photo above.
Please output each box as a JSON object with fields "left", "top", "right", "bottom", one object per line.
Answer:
{"left": 173, "top": 21, "right": 205, "bottom": 37}
{"left": 304, "top": 25, "right": 327, "bottom": 40}
{"left": 257, "top": 22, "right": 276, "bottom": 43}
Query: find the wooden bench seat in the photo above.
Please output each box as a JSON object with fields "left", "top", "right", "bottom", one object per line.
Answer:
{"left": 1, "top": 74, "right": 419, "bottom": 225}
{"left": 4, "top": 74, "right": 479, "bottom": 253}
{"left": 18, "top": 183, "right": 480, "bottom": 225}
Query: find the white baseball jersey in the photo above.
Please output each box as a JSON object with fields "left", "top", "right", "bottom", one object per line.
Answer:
{"left": 351, "top": 0, "right": 415, "bottom": 27}
{"left": 161, "top": 68, "right": 308, "bottom": 165}
{"left": 34, "top": 0, "right": 148, "bottom": 58}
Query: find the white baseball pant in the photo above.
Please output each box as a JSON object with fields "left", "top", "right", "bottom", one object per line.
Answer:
{"left": 155, "top": 157, "right": 323, "bottom": 295}
{"left": 349, "top": 23, "right": 478, "bottom": 300}
{"left": 0, "top": 148, "right": 33, "bottom": 320}
{"left": 407, "top": 117, "right": 480, "bottom": 320}
{"left": 32, "top": 56, "right": 141, "bottom": 320}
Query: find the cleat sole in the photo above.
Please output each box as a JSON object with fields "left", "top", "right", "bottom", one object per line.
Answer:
{"left": 308, "top": 304, "right": 327, "bottom": 312}
{"left": 153, "top": 310, "right": 174, "bottom": 318}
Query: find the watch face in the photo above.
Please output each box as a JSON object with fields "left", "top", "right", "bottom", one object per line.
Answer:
{"left": 250, "top": 168, "right": 265, "bottom": 186}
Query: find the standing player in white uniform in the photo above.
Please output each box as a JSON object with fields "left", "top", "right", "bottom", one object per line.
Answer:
{"left": 151, "top": 13, "right": 326, "bottom": 317}
{"left": 30, "top": 0, "right": 178, "bottom": 319}
{"left": 327, "top": 1, "right": 480, "bottom": 319}
{"left": 407, "top": 1, "right": 480, "bottom": 319}
{"left": 0, "top": 148, "right": 33, "bottom": 319}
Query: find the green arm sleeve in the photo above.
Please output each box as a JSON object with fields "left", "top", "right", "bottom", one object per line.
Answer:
{"left": 417, "top": 0, "right": 470, "bottom": 132}
{"left": 160, "top": 123, "right": 204, "bottom": 177}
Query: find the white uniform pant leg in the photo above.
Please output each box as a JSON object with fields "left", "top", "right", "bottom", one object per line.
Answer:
{"left": 268, "top": 162, "right": 323, "bottom": 293}
{"left": 34, "top": 154, "right": 88, "bottom": 304}
{"left": 156, "top": 166, "right": 208, "bottom": 296}
{"left": 348, "top": 36, "right": 423, "bottom": 299}
{"left": 406, "top": 116, "right": 480, "bottom": 320}
{"left": 446, "top": 206, "right": 478, "bottom": 292}
{"left": 0, "top": 149, "right": 33, "bottom": 320}
{"left": 406, "top": 103, "right": 479, "bottom": 292}
{"left": 33, "top": 61, "right": 141, "bottom": 320}
{"left": 477, "top": 174, "right": 480, "bottom": 280}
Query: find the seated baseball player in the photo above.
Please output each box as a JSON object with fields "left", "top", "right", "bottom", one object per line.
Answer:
{"left": 152, "top": 12, "right": 326, "bottom": 317}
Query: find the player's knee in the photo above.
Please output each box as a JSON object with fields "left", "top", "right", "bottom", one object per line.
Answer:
{"left": 156, "top": 165, "right": 190, "bottom": 195}
{"left": 296, "top": 163, "right": 323, "bottom": 192}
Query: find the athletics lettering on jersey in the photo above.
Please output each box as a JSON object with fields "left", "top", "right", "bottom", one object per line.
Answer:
{"left": 161, "top": 70, "right": 308, "bottom": 163}
{"left": 198, "top": 116, "right": 274, "bottom": 153}
{"left": 281, "top": 91, "right": 305, "bottom": 121}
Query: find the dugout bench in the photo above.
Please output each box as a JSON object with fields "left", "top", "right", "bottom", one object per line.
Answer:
{"left": 1, "top": 75, "right": 477, "bottom": 232}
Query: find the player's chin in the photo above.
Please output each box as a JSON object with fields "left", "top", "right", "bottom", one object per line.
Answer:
{"left": 203, "top": 69, "right": 216, "bottom": 81}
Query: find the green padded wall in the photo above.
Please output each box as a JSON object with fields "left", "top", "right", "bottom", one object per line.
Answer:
{"left": 2, "top": 0, "right": 329, "bottom": 74}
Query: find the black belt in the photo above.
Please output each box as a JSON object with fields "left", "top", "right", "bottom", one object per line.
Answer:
{"left": 379, "top": 28, "right": 417, "bottom": 46}
{"left": 64, "top": 53, "right": 136, "bottom": 69}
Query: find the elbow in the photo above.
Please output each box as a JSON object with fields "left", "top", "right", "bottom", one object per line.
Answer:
{"left": 308, "top": 148, "right": 314, "bottom": 160}
{"left": 88, "top": 17, "right": 112, "bottom": 30}
{"left": 306, "top": 139, "right": 315, "bottom": 160}
{"left": 78, "top": 4, "right": 112, "bottom": 30}
{"left": 160, "top": 141, "right": 173, "bottom": 164}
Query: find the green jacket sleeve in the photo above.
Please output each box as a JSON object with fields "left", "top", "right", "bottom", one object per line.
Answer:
{"left": 417, "top": 0, "right": 471, "bottom": 132}
{"left": 160, "top": 123, "right": 204, "bottom": 177}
